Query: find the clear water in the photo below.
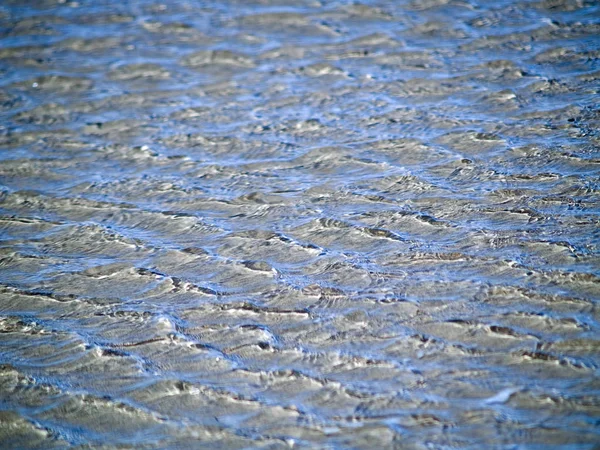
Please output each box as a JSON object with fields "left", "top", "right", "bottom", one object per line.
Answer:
{"left": 0, "top": 0, "right": 599, "bottom": 448}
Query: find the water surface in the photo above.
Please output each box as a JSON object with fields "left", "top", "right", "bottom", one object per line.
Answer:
{"left": 0, "top": 0, "right": 599, "bottom": 448}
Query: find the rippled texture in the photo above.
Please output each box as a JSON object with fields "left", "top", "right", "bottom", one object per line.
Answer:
{"left": 1, "top": 0, "right": 599, "bottom": 448}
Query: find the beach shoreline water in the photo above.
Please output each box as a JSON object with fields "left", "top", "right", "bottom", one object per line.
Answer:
{"left": 0, "top": 0, "right": 599, "bottom": 448}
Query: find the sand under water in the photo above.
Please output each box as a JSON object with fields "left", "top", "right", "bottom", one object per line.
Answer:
{"left": 0, "top": 0, "right": 599, "bottom": 448}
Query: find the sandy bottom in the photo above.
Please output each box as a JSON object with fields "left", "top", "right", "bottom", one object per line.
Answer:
{"left": 0, "top": 0, "right": 599, "bottom": 448}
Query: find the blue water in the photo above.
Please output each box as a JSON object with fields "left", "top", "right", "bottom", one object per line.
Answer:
{"left": 0, "top": 0, "right": 599, "bottom": 448}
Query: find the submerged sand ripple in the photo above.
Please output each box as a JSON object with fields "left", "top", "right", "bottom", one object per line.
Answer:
{"left": 0, "top": 0, "right": 599, "bottom": 448}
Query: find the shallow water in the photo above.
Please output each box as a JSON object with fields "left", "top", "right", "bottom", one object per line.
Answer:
{"left": 0, "top": 0, "right": 599, "bottom": 448}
